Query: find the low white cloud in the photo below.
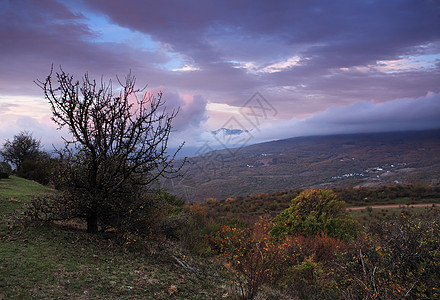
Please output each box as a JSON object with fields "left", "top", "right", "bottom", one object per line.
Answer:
{"left": 170, "top": 92, "right": 440, "bottom": 157}
{"left": 0, "top": 116, "right": 67, "bottom": 153}
{"left": 253, "top": 92, "right": 440, "bottom": 142}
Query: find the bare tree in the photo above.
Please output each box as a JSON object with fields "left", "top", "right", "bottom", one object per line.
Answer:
{"left": 35, "top": 67, "right": 183, "bottom": 233}
{"left": 0, "top": 131, "right": 41, "bottom": 171}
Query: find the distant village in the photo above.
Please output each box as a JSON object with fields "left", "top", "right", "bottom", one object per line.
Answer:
{"left": 331, "top": 162, "right": 408, "bottom": 182}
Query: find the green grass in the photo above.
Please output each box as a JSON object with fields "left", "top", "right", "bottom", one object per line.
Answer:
{"left": 0, "top": 176, "right": 54, "bottom": 215}
{"left": 1, "top": 224, "right": 228, "bottom": 299}
{"left": 0, "top": 176, "right": 232, "bottom": 299}
{"left": 0, "top": 176, "right": 52, "bottom": 201}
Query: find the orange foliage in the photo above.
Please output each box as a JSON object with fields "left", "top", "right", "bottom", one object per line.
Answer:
{"left": 188, "top": 203, "right": 207, "bottom": 216}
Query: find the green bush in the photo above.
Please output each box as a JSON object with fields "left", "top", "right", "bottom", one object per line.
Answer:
{"left": 271, "top": 189, "right": 359, "bottom": 240}
{"left": 0, "top": 161, "right": 12, "bottom": 178}
{"left": 16, "top": 155, "right": 52, "bottom": 184}
{"left": 289, "top": 258, "right": 325, "bottom": 299}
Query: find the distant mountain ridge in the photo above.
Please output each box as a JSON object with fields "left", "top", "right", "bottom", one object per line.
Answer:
{"left": 164, "top": 129, "right": 440, "bottom": 202}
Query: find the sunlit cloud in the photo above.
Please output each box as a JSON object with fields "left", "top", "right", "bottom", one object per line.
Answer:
{"left": 375, "top": 54, "right": 439, "bottom": 73}
{"left": 172, "top": 65, "right": 200, "bottom": 72}
{"left": 339, "top": 54, "right": 440, "bottom": 74}
{"left": 234, "top": 56, "right": 305, "bottom": 74}
{"left": 258, "top": 56, "right": 303, "bottom": 73}
{"left": 206, "top": 102, "right": 241, "bottom": 114}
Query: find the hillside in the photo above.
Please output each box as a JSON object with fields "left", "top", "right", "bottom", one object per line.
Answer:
{"left": 0, "top": 177, "right": 227, "bottom": 299}
{"left": 2, "top": 173, "right": 439, "bottom": 299}
{"left": 165, "top": 129, "right": 440, "bottom": 202}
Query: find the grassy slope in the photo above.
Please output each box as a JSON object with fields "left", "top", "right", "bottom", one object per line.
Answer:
{"left": 0, "top": 176, "right": 51, "bottom": 216}
{"left": 0, "top": 177, "right": 229, "bottom": 299}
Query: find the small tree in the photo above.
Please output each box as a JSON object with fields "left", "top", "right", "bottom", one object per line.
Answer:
{"left": 0, "top": 131, "right": 42, "bottom": 171}
{"left": 271, "top": 189, "right": 359, "bottom": 240}
{"left": 35, "top": 67, "right": 183, "bottom": 233}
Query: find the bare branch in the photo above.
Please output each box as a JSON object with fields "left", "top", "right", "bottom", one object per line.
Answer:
{"left": 35, "top": 66, "right": 184, "bottom": 233}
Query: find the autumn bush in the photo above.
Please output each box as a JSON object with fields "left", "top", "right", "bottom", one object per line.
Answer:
{"left": 276, "top": 234, "right": 345, "bottom": 299}
{"left": 334, "top": 208, "right": 440, "bottom": 299}
{"left": 159, "top": 201, "right": 220, "bottom": 256}
{"left": 207, "top": 190, "right": 357, "bottom": 299}
{"left": 213, "top": 219, "right": 286, "bottom": 299}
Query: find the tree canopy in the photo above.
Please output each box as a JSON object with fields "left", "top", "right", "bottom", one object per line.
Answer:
{"left": 270, "top": 189, "right": 358, "bottom": 240}
{"left": 0, "top": 131, "right": 42, "bottom": 171}
{"left": 35, "top": 67, "right": 183, "bottom": 233}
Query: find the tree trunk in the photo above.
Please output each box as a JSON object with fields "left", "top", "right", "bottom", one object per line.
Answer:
{"left": 86, "top": 210, "right": 98, "bottom": 233}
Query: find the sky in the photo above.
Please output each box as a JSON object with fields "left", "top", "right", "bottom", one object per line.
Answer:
{"left": 1, "top": 0, "right": 440, "bottom": 157}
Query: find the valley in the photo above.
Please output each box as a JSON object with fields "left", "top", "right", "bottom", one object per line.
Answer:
{"left": 164, "top": 129, "right": 440, "bottom": 202}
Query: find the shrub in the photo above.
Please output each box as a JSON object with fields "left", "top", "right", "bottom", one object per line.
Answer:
{"left": 271, "top": 189, "right": 359, "bottom": 240}
{"left": 0, "top": 161, "right": 12, "bottom": 178}
{"left": 288, "top": 257, "right": 325, "bottom": 299}
{"left": 16, "top": 154, "right": 53, "bottom": 184}
{"left": 25, "top": 190, "right": 165, "bottom": 239}
{"left": 278, "top": 234, "right": 345, "bottom": 299}
{"left": 213, "top": 219, "right": 285, "bottom": 300}
{"left": 335, "top": 209, "right": 440, "bottom": 299}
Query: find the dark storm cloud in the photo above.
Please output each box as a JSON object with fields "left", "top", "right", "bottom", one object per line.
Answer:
{"left": 0, "top": 0, "right": 169, "bottom": 95}
{"left": 85, "top": 0, "right": 440, "bottom": 65}
{"left": 82, "top": 0, "right": 440, "bottom": 109}
{"left": 1, "top": 0, "right": 439, "bottom": 147}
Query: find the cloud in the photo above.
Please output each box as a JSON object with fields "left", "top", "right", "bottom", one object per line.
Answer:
{"left": 172, "top": 65, "right": 200, "bottom": 72}
{"left": 0, "top": 116, "right": 66, "bottom": 152}
{"left": 149, "top": 90, "right": 210, "bottom": 150}
{"left": 1, "top": 0, "right": 439, "bottom": 155}
{"left": 161, "top": 91, "right": 208, "bottom": 130}
{"left": 176, "top": 92, "right": 440, "bottom": 157}
{"left": 0, "top": 0, "right": 173, "bottom": 96}
{"left": 254, "top": 92, "right": 440, "bottom": 142}
{"left": 83, "top": 1, "right": 440, "bottom": 92}
{"left": 2, "top": 0, "right": 439, "bottom": 105}
{"left": 84, "top": 1, "right": 440, "bottom": 66}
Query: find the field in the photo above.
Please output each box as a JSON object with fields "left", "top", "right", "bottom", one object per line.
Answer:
{"left": 0, "top": 177, "right": 229, "bottom": 299}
